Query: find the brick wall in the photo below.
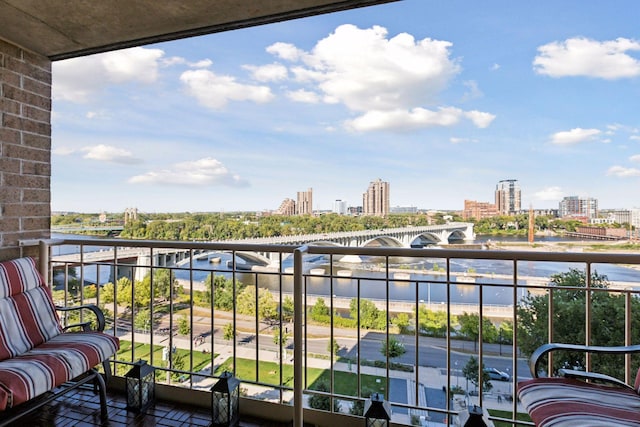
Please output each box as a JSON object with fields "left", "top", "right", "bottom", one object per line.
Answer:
{"left": 0, "top": 39, "right": 51, "bottom": 260}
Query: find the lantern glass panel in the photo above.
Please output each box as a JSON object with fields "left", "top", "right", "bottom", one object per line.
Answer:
{"left": 213, "top": 390, "right": 230, "bottom": 424}
{"left": 367, "top": 420, "right": 388, "bottom": 427}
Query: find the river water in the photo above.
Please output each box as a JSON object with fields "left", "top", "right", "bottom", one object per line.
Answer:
{"left": 51, "top": 233, "right": 640, "bottom": 306}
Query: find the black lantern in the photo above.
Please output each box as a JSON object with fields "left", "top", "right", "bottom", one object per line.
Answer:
{"left": 211, "top": 371, "right": 240, "bottom": 426}
{"left": 125, "top": 359, "right": 155, "bottom": 412}
{"left": 364, "top": 393, "right": 391, "bottom": 427}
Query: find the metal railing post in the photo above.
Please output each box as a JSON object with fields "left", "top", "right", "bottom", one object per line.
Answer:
{"left": 293, "top": 245, "right": 307, "bottom": 427}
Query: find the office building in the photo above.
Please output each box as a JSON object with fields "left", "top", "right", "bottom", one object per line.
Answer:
{"left": 463, "top": 200, "right": 499, "bottom": 220}
{"left": 296, "top": 188, "right": 313, "bottom": 215}
{"left": 332, "top": 199, "right": 347, "bottom": 215}
{"left": 495, "top": 179, "right": 521, "bottom": 215}
{"left": 363, "top": 179, "right": 390, "bottom": 217}
{"left": 559, "top": 196, "right": 598, "bottom": 219}
{"left": 276, "top": 198, "right": 296, "bottom": 216}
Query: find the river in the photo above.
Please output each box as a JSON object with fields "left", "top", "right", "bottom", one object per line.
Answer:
{"left": 51, "top": 233, "right": 640, "bottom": 306}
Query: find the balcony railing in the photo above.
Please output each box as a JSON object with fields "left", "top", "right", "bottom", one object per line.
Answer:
{"left": 32, "top": 238, "right": 640, "bottom": 426}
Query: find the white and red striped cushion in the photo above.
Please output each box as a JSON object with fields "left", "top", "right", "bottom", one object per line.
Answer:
{"left": 0, "top": 258, "right": 62, "bottom": 361}
{"left": 518, "top": 377, "right": 640, "bottom": 426}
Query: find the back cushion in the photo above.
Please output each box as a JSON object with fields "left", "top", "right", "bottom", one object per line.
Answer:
{"left": 0, "top": 258, "right": 62, "bottom": 361}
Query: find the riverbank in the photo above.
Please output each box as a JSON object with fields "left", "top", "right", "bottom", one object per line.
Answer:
{"left": 485, "top": 238, "right": 640, "bottom": 253}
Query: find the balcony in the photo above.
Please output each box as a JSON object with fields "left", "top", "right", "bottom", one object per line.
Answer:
{"left": 26, "top": 237, "right": 640, "bottom": 426}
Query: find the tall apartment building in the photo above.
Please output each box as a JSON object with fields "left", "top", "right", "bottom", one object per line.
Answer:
{"left": 559, "top": 196, "right": 598, "bottom": 219}
{"left": 332, "top": 199, "right": 347, "bottom": 215}
{"left": 462, "top": 200, "right": 499, "bottom": 220}
{"left": 296, "top": 188, "right": 313, "bottom": 215}
{"left": 276, "top": 198, "right": 296, "bottom": 216}
{"left": 495, "top": 179, "right": 521, "bottom": 215}
{"left": 363, "top": 179, "right": 390, "bottom": 217}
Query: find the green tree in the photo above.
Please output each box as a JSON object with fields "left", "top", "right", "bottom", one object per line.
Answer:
{"left": 350, "top": 298, "right": 386, "bottom": 330}
{"left": 392, "top": 312, "right": 411, "bottom": 334}
{"left": 205, "top": 274, "right": 243, "bottom": 310}
{"left": 177, "top": 315, "right": 190, "bottom": 335}
{"left": 310, "top": 298, "right": 330, "bottom": 321}
{"left": 236, "top": 287, "right": 278, "bottom": 321}
{"left": 281, "top": 296, "right": 295, "bottom": 322}
{"left": 381, "top": 337, "right": 406, "bottom": 360}
{"left": 327, "top": 338, "right": 340, "bottom": 355}
{"left": 416, "top": 305, "right": 449, "bottom": 337}
{"left": 223, "top": 323, "right": 235, "bottom": 341}
{"left": 308, "top": 380, "right": 341, "bottom": 412}
{"left": 134, "top": 308, "right": 152, "bottom": 332}
{"left": 463, "top": 356, "right": 492, "bottom": 392}
{"left": 457, "top": 312, "right": 498, "bottom": 350}
{"left": 517, "top": 268, "right": 640, "bottom": 378}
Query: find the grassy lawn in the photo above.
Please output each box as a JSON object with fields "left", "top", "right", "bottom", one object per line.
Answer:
{"left": 215, "top": 357, "right": 386, "bottom": 398}
{"left": 489, "top": 409, "right": 532, "bottom": 426}
{"left": 116, "top": 340, "right": 215, "bottom": 375}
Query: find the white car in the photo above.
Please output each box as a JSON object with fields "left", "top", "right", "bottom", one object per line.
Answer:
{"left": 484, "top": 367, "right": 510, "bottom": 381}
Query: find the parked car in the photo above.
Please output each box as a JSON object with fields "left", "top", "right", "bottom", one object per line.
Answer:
{"left": 484, "top": 367, "right": 510, "bottom": 381}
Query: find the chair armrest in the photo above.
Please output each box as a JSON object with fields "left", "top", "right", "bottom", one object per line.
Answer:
{"left": 558, "top": 368, "right": 635, "bottom": 390}
{"left": 56, "top": 304, "right": 106, "bottom": 332}
{"left": 530, "top": 343, "right": 640, "bottom": 378}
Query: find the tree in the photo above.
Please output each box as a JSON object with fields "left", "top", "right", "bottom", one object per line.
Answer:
{"left": 205, "top": 274, "right": 244, "bottom": 310}
{"left": 463, "top": 356, "right": 492, "bottom": 392}
{"left": 236, "top": 287, "right": 278, "bottom": 321}
{"left": 517, "top": 268, "right": 640, "bottom": 378}
{"left": 177, "top": 315, "right": 190, "bottom": 335}
{"left": 381, "top": 337, "right": 406, "bottom": 361}
{"left": 281, "top": 296, "right": 294, "bottom": 322}
{"left": 457, "top": 312, "right": 498, "bottom": 350}
{"left": 392, "top": 312, "right": 411, "bottom": 334}
{"left": 310, "top": 298, "right": 330, "bottom": 321}
{"left": 308, "top": 380, "right": 341, "bottom": 412}
{"left": 416, "top": 305, "right": 449, "bottom": 337}
{"left": 350, "top": 298, "right": 386, "bottom": 330}
{"left": 222, "top": 323, "right": 235, "bottom": 341}
{"left": 327, "top": 338, "right": 340, "bottom": 355}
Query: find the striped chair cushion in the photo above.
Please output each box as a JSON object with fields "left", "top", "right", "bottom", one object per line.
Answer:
{"left": 0, "top": 257, "right": 44, "bottom": 298}
{"left": 0, "top": 353, "right": 72, "bottom": 410}
{"left": 0, "top": 257, "right": 62, "bottom": 361}
{"left": 518, "top": 377, "right": 640, "bottom": 426}
{"left": 35, "top": 332, "right": 120, "bottom": 379}
{"left": 0, "top": 332, "right": 119, "bottom": 410}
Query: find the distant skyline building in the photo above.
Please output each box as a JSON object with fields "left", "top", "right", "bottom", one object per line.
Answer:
{"left": 559, "top": 196, "right": 598, "bottom": 219}
{"left": 332, "top": 199, "right": 347, "bottom": 215}
{"left": 495, "top": 179, "right": 521, "bottom": 215}
{"left": 296, "top": 188, "right": 313, "bottom": 215}
{"left": 390, "top": 205, "right": 417, "bottom": 214}
{"left": 363, "top": 179, "right": 390, "bottom": 217}
{"left": 276, "top": 198, "right": 296, "bottom": 216}
{"left": 462, "top": 200, "right": 499, "bottom": 220}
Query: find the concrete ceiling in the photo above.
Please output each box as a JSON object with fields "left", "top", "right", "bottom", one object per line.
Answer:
{"left": 0, "top": 0, "right": 397, "bottom": 61}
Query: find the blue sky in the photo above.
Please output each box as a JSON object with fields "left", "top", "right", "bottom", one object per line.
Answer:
{"left": 51, "top": 0, "right": 640, "bottom": 213}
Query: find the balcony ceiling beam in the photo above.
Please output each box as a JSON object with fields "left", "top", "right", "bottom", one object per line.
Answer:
{"left": 0, "top": 0, "right": 397, "bottom": 60}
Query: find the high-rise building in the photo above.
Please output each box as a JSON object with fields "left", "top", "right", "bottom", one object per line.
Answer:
{"left": 296, "top": 188, "right": 313, "bottom": 215}
{"left": 495, "top": 179, "right": 521, "bottom": 215}
{"left": 363, "top": 179, "right": 390, "bottom": 217}
{"left": 276, "top": 198, "right": 296, "bottom": 216}
{"left": 559, "top": 196, "right": 598, "bottom": 219}
{"left": 332, "top": 199, "right": 347, "bottom": 215}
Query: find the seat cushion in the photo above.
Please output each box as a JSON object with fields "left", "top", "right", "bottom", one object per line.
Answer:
{"left": 518, "top": 377, "right": 640, "bottom": 426}
{"left": 0, "top": 353, "right": 72, "bottom": 410}
{"left": 34, "top": 332, "right": 120, "bottom": 378}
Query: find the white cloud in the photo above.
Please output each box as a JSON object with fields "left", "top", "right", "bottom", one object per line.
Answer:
{"left": 630, "top": 154, "right": 640, "bottom": 162}
{"left": 243, "top": 63, "right": 288, "bottom": 82}
{"left": 53, "top": 47, "right": 165, "bottom": 102}
{"left": 52, "top": 147, "right": 76, "bottom": 156}
{"left": 286, "top": 89, "right": 321, "bottom": 103}
{"left": 491, "top": 63, "right": 501, "bottom": 71}
{"left": 162, "top": 57, "right": 212, "bottom": 68}
{"left": 450, "top": 137, "right": 478, "bottom": 144}
{"left": 534, "top": 186, "right": 563, "bottom": 201}
{"left": 266, "top": 42, "right": 304, "bottom": 61}
{"left": 462, "top": 80, "right": 483, "bottom": 101}
{"left": 129, "top": 157, "right": 249, "bottom": 187}
{"left": 534, "top": 37, "right": 640, "bottom": 79}
{"left": 550, "top": 128, "right": 601, "bottom": 145}
{"left": 82, "top": 144, "right": 141, "bottom": 164}
{"left": 345, "top": 107, "right": 490, "bottom": 132}
{"left": 265, "top": 24, "right": 494, "bottom": 132}
{"left": 180, "top": 69, "right": 274, "bottom": 109}
{"left": 607, "top": 166, "right": 640, "bottom": 177}
{"left": 631, "top": 135, "right": 640, "bottom": 141}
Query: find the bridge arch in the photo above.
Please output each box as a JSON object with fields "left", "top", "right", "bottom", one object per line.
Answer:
{"left": 361, "top": 236, "right": 404, "bottom": 248}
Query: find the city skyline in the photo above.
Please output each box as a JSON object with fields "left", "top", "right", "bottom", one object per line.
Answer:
{"left": 51, "top": 1, "right": 640, "bottom": 213}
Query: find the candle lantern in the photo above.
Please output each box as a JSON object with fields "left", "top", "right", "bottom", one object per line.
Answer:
{"left": 125, "top": 359, "right": 155, "bottom": 412}
{"left": 211, "top": 371, "right": 240, "bottom": 426}
{"left": 364, "top": 393, "right": 391, "bottom": 427}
